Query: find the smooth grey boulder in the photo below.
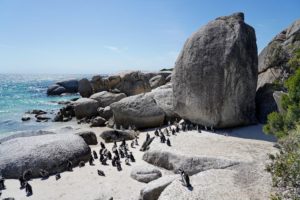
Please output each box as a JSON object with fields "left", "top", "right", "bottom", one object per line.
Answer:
{"left": 143, "top": 150, "right": 239, "bottom": 176}
{"left": 57, "top": 79, "right": 78, "bottom": 93}
{"left": 90, "top": 91, "right": 126, "bottom": 107}
{"left": 73, "top": 98, "right": 99, "bottom": 119}
{"left": 90, "top": 75, "right": 109, "bottom": 93}
{"left": 149, "top": 75, "right": 166, "bottom": 89}
{"left": 110, "top": 94, "right": 165, "bottom": 129}
{"left": 100, "top": 129, "right": 136, "bottom": 143}
{"left": 78, "top": 78, "right": 93, "bottom": 98}
{"left": 76, "top": 131, "right": 98, "bottom": 145}
{"left": 97, "top": 106, "right": 113, "bottom": 120}
{"left": 131, "top": 165, "right": 162, "bottom": 183}
{"left": 115, "top": 71, "right": 151, "bottom": 96}
{"left": 255, "top": 84, "right": 279, "bottom": 123}
{"left": 145, "top": 84, "right": 177, "bottom": 121}
{"left": 47, "top": 84, "right": 67, "bottom": 95}
{"left": 172, "top": 12, "right": 257, "bottom": 128}
{"left": 0, "top": 134, "right": 91, "bottom": 178}
{"left": 257, "top": 19, "right": 300, "bottom": 89}
{"left": 90, "top": 116, "right": 106, "bottom": 127}
{"left": 140, "top": 175, "right": 178, "bottom": 200}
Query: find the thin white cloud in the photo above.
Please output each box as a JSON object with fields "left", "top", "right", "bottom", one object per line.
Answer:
{"left": 104, "top": 45, "right": 121, "bottom": 52}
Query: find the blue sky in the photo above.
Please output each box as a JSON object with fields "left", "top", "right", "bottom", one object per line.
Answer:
{"left": 0, "top": 0, "right": 299, "bottom": 74}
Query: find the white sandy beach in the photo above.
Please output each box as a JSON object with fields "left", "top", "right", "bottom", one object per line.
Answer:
{"left": 0, "top": 123, "right": 276, "bottom": 200}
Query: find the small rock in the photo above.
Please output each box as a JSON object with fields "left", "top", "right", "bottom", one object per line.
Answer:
{"left": 130, "top": 165, "right": 162, "bottom": 183}
{"left": 90, "top": 116, "right": 106, "bottom": 127}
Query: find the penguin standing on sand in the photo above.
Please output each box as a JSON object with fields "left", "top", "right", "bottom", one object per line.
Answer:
{"left": 25, "top": 182, "right": 33, "bottom": 196}
{"left": 179, "top": 169, "right": 191, "bottom": 188}
{"left": 93, "top": 150, "right": 98, "bottom": 159}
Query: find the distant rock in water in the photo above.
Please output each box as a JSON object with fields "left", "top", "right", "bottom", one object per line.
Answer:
{"left": 47, "top": 79, "right": 78, "bottom": 95}
{"left": 172, "top": 12, "right": 258, "bottom": 128}
{"left": 0, "top": 134, "right": 90, "bottom": 178}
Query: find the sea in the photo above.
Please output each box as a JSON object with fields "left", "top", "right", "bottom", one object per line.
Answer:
{"left": 0, "top": 74, "right": 89, "bottom": 139}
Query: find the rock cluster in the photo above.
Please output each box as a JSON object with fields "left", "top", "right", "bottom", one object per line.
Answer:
{"left": 47, "top": 79, "right": 79, "bottom": 95}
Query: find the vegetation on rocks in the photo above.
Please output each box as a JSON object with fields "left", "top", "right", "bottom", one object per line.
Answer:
{"left": 264, "top": 49, "right": 300, "bottom": 199}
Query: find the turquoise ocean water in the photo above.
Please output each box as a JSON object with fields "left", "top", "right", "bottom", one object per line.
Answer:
{"left": 0, "top": 74, "right": 86, "bottom": 137}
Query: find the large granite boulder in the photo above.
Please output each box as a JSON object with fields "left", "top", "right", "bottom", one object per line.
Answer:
{"left": 158, "top": 169, "right": 249, "bottom": 200}
{"left": 145, "top": 84, "right": 177, "bottom": 121}
{"left": 73, "top": 98, "right": 99, "bottom": 119}
{"left": 90, "top": 91, "right": 126, "bottom": 107}
{"left": 100, "top": 129, "right": 136, "bottom": 143}
{"left": 273, "top": 91, "right": 287, "bottom": 113}
{"left": 115, "top": 71, "right": 151, "bottom": 96}
{"left": 0, "top": 134, "right": 91, "bottom": 178}
{"left": 257, "top": 19, "right": 300, "bottom": 89}
{"left": 56, "top": 79, "right": 78, "bottom": 93}
{"left": 149, "top": 75, "right": 166, "bottom": 89}
{"left": 110, "top": 94, "right": 165, "bottom": 129}
{"left": 140, "top": 175, "right": 178, "bottom": 200}
{"left": 143, "top": 150, "right": 238, "bottom": 176}
{"left": 78, "top": 78, "right": 93, "bottom": 98}
{"left": 130, "top": 165, "right": 162, "bottom": 183}
{"left": 76, "top": 131, "right": 98, "bottom": 145}
{"left": 47, "top": 84, "right": 67, "bottom": 95}
{"left": 172, "top": 12, "right": 258, "bottom": 128}
{"left": 90, "top": 75, "right": 109, "bottom": 93}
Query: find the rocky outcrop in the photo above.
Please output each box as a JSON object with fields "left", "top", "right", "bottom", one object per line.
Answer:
{"left": 90, "top": 75, "right": 109, "bottom": 93}
{"left": 90, "top": 91, "right": 126, "bottom": 107}
{"left": 143, "top": 150, "right": 238, "bottom": 175}
{"left": 257, "top": 19, "right": 300, "bottom": 89}
{"left": 90, "top": 116, "right": 106, "bottom": 127}
{"left": 115, "top": 71, "right": 151, "bottom": 96}
{"left": 172, "top": 12, "right": 257, "bottom": 128}
{"left": 97, "top": 106, "right": 113, "bottom": 120}
{"left": 256, "top": 19, "right": 300, "bottom": 123}
{"left": 110, "top": 94, "right": 165, "bottom": 129}
{"left": 78, "top": 78, "right": 93, "bottom": 98}
{"left": 100, "top": 129, "right": 136, "bottom": 143}
{"left": 149, "top": 75, "right": 166, "bottom": 89}
{"left": 47, "top": 79, "right": 78, "bottom": 95}
{"left": 130, "top": 165, "right": 162, "bottom": 183}
{"left": 108, "top": 75, "right": 121, "bottom": 89}
{"left": 140, "top": 175, "right": 178, "bottom": 200}
{"left": 73, "top": 98, "right": 99, "bottom": 119}
{"left": 76, "top": 131, "right": 98, "bottom": 145}
{"left": 0, "top": 134, "right": 91, "bottom": 178}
